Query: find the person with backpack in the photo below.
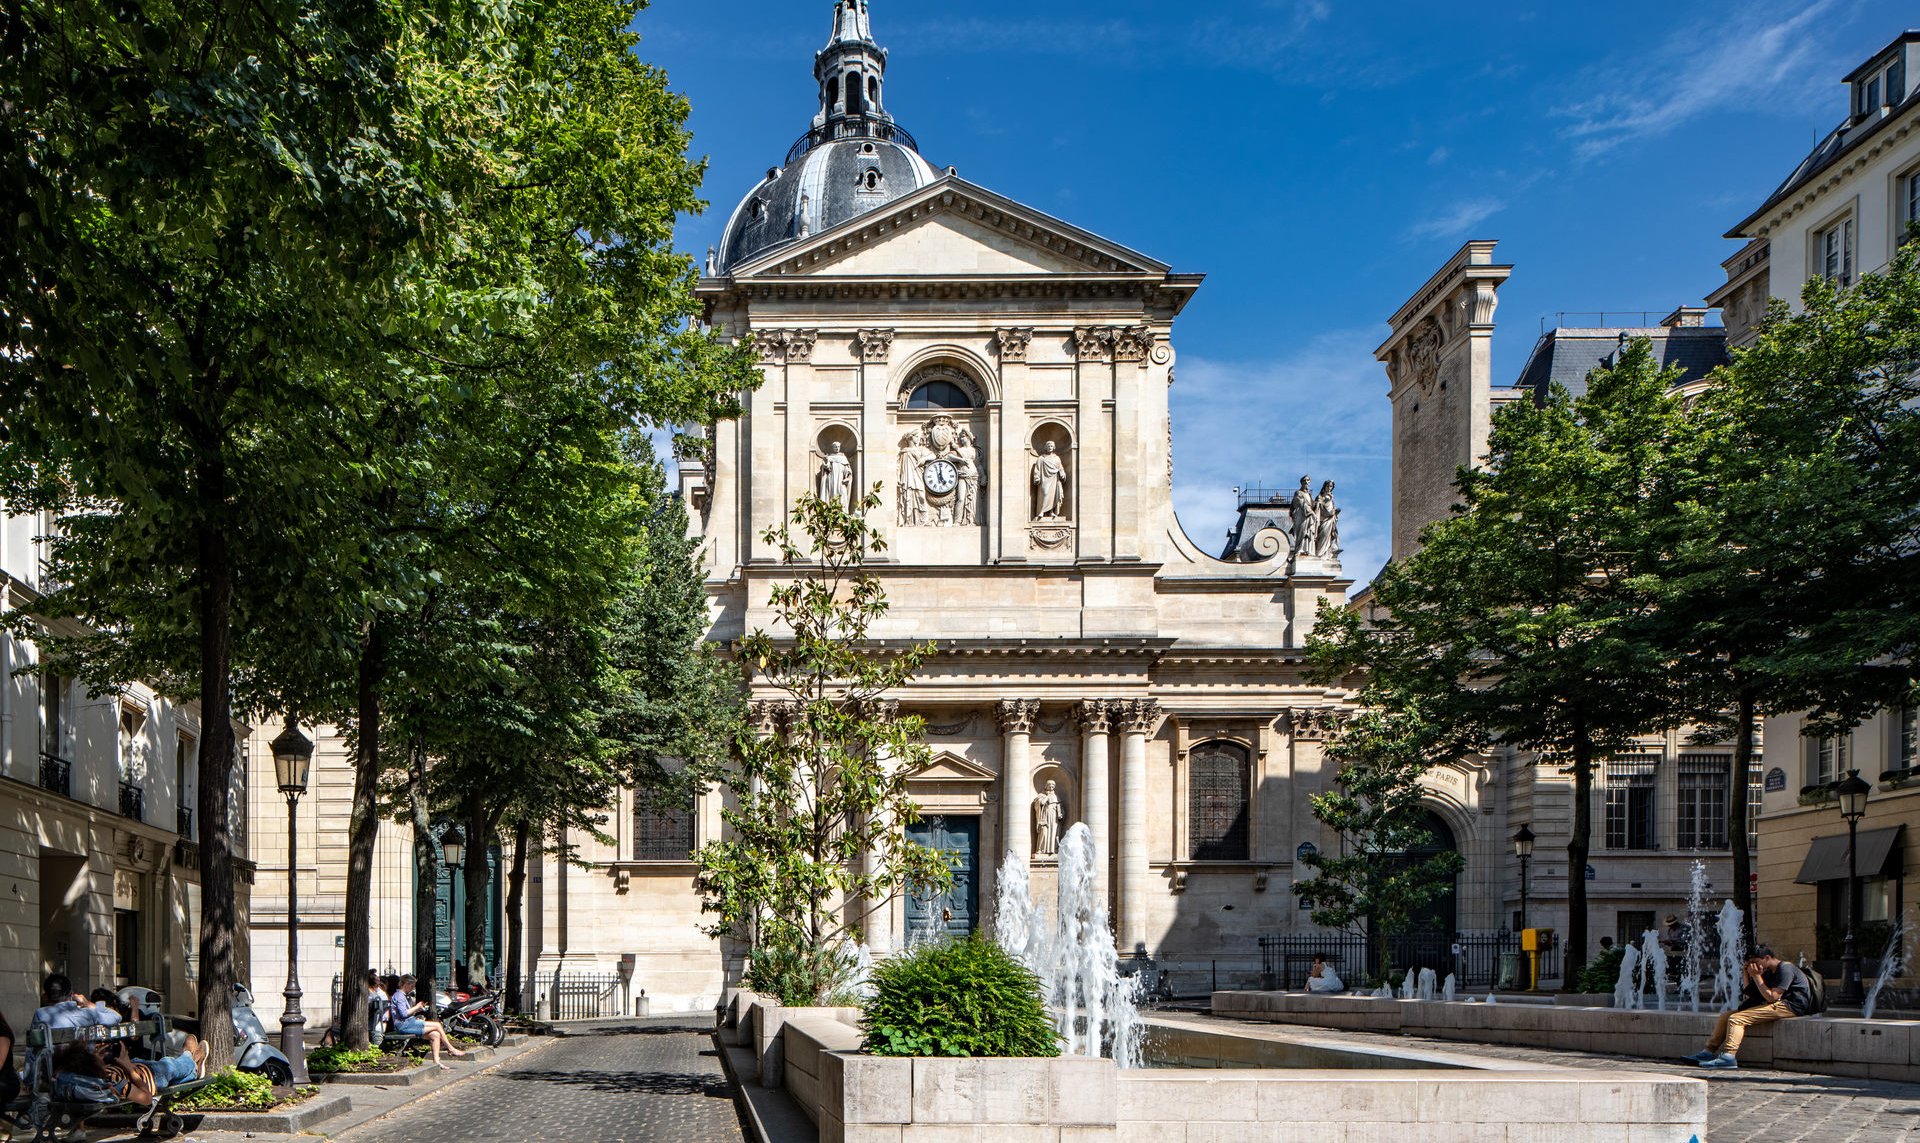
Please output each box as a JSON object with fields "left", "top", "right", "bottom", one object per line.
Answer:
{"left": 1687, "top": 946, "right": 1815, "bottom": 1070}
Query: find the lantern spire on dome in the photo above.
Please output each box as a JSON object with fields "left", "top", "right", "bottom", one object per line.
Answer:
{"left": 814, "top": 0, "right": 891, "bottom": 130}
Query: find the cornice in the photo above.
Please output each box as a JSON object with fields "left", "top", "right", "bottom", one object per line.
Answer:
{"left": 1731, "top": 103, "right": 1919, "bottom": 239}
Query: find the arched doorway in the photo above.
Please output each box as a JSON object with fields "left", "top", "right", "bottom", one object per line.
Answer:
{"left": 1400, "top": 810, "right": 1459, "bottom": 936}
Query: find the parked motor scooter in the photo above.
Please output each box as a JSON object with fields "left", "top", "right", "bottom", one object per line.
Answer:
{"left": 117, "top": 984, "right": 296, "bottom": 1084}
{"left": 230, "top": 983, "right": 296, "bottom": 1084}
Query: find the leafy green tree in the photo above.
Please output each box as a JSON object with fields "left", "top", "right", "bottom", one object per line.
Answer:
{"left": 1646, "top": 246, "right": 1920, "bottom": 931}
{"left": 1293, "top": 702, "right": 1464, "bottom": 984}
{"left": 0, "top": 0, "right": 502, "bottom": 1060}
{"left": 696, "top": 491, "right": 952, "bottom": 1006}
{"left": 1311, "top": 340, "right": 1689, "bottom": 973}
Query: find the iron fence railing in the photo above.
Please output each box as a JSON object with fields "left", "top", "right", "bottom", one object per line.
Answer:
{"left": 525, "top": 971, "right": 624, "bottom": 1020}
{"left": 39, "top": 753, "right": 71, "bottom": 797}
{"left": 119, "top": 780, "right": 144, "bottom": 822}
{"left": 784, "top": 115, "right": 920, "bottom": 165}
{"left": 1258, "top": 931, "right": 1561, "bottom": 991}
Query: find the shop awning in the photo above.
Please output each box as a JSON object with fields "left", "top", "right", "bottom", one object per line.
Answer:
{"left": 1795, "top": 825, "right": 1906, "bottom": 884}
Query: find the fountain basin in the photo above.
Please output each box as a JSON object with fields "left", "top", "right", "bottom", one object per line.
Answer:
{"left": 734, "top": 994, "right": 1705, "bottom": 1142}
{"left": 1214, "top": 990, "right": 1920, "bottom": 1083}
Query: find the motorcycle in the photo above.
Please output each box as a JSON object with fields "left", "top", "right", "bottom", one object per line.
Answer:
{"left": 116, "top": 984, "right": 295, "bottom": 1085}
{"left": 433, "top": 986, "right": 506, "bottom": 1048}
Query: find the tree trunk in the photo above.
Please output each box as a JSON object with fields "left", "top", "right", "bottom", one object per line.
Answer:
{"left": 338, "top": 618, "right": 385, "bottom": 1049}
{"left": 1566, "top": 738, "right": 1594, "bottom": 988}
{"left": 193, "top": 504, "right": 238, "bottom": 1064}
{"left": 1729, "top": 689, "right": 1758, "bottom": 946}
{"left": 462, "top": 793, "right": 490, "bottom": 988}
{"left": 408, "top": 735, "right": 438, "bottom": 992}
{"left": 505, "top": 819, "right": 529, "bottom": 1014}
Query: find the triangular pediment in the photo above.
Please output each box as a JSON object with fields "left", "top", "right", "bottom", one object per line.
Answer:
{"left": 906, "top": 751, "right": 999, "bottom": 784}
{"left": 730, "top": 177, "right": 1168, "bottom": 279}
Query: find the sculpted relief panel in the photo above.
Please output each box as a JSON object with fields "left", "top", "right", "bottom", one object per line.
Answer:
{"left": 897, "top": 414, "right": 984, "bottom": 528}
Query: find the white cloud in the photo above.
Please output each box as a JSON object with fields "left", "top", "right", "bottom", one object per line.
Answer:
{"left": 1554, "top": 0, "right": 1838, "bottom": 159}
{"left": 1170, "top": 328, "right": 1395, "bottom": 589}
{"left": 1406, "top": 197, "right": 1505, "bottom": 241}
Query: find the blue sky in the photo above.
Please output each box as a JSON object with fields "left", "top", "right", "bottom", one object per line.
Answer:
{"left": 639, "top": 0, "right": 1913, "bottom": 584}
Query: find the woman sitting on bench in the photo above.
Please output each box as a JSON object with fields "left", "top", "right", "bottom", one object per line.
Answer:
{"left": 387, "top": 976, "right": 471, "bottom": 1069}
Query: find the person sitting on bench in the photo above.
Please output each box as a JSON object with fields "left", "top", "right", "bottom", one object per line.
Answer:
{"left": 30, "top": 975, "right": 207, "bottom": 1102}
{"left": 387, "top": 975, "right": 471, "bottom": 1069}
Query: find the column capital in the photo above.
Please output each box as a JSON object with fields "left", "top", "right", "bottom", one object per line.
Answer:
{"left": 995, "top": 698, "right": 1040, "bottom": 735}
{"left": 856, "top": 697, "right": 901, "bottom": 721}
{"left": 1075, "top": 699, "right": 1113, "bottom": 734}
{"left": 1117, "top": 699, "right": 1162, "bottom": 736}
{"left": 1073, "top": 326, "right": 1116, "bottom": 363}
{"left": 1285, "top": 707, "right": 1342, "bottom": 742}
{"left": 748, "top": 699, "right": 796, "bottom": 734}
{"left": 994, "top": 327, "right": 1035, "bottom": 363}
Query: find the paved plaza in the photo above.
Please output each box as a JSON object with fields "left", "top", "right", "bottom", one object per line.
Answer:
{"left": 1190, "top": 1015, "right": 1920, "bottom": 1143}
{"left": 334, "top": 1018, "right": 744, "bottom": 1143}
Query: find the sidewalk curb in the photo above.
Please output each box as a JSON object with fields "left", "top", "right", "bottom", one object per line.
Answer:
{"left": 91, "top": 1091, "right": 352, "bottom": 1135}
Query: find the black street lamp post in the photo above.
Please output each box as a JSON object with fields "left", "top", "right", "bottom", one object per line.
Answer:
{"left": 1836, "top": 769, "right": 1871, "bottom": 1006}
{"left": 1513, "top": 825, "right": 1535, "bottom": 933}
{"left": 271, "top": 719, "right": 315, "bottom": 1085}
{"left": 441, "top": 826, "right": 464, "bottom": 989}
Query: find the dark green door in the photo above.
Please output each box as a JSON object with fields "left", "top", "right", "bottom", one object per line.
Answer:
{"left": 906, "top": 815, "right": 979, "bottom": 938}
{"left": 415, "top": 839, "right": 501, "bottom": 986}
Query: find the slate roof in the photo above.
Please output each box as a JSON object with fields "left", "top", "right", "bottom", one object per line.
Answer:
{"left": 1513, "top": 326, "right": 1729, "bottom": 402}
{"left": 717, "top": 136, "right": 938, "bottom": 274}
{"left": 1729, "top": 30, "right": 1920, "bottom": 237}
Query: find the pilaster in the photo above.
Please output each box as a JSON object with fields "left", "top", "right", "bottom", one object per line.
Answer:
{"left": 994, "top": 329, "right": 1032, "bottom": 563}
{"left": 1073, "top": 327, "right": 1114, "bottom": 562}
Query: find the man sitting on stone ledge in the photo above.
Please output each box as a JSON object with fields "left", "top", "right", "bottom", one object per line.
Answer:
{"left": 1689, "top": 946, "right": 1811, "bottom": 1070}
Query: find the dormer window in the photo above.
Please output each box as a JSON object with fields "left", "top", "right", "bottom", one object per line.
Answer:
{"left": 1854, "top": 54, "right": 1907, "bottom": 120}
{"left": 858, "top": 168, "right": 883, "bottom": 192}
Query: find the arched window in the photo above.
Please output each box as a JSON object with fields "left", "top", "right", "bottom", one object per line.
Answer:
{"left": 907, "top": 379, "right": 973, "bottom": 409}
{"left": 826, "top": 75, "right": 840, "bottom": 109}
{"left": 1189, "top": 741, "right": 1251, "bottom": 861}
{"left": 846, "top": 71, "right": 865, "bottom": 115}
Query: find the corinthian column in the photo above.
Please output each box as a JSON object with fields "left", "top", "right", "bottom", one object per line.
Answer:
{"left": 862, "top": 699, "right": 900, "bottom": 955}
{"left": 1117, "top": 699, "right": 1161, "bottom": 953}
{"left": 1076, "top": 700, "right": 1114, "bottom": 907}
{"left": 996, "top": 699, "right": 1039, "bottom": 867}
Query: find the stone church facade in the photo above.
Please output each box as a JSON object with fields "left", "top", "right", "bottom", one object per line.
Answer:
{"left": 674, "top": 0, "right": 1464, "bottom": 1000}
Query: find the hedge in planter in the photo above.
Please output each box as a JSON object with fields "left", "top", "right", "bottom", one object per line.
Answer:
{"left": 862, "top": 936, "right": 1060, "bottom": 1058}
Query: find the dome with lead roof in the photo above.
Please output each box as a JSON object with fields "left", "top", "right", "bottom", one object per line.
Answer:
{"left": 713, "top": 1, "right": 939, "bottom": 274}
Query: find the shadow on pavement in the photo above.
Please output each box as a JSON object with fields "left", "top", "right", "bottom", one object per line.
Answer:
{"left": 503, "top": 1069, "right": 734, "bottom": 1100}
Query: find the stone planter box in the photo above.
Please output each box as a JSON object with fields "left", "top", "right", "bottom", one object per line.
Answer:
{"left": 94, "top": 1091, "right": 351, "bottom": 1135}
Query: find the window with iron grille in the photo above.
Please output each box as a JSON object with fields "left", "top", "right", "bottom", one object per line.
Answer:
{"left": 1676, "top": 753, "right": 1730, "bottom": 850}
{"left": 1604, "top": 755, "right": 1658, "bottom": 850}
{"left": 1188, "top": 741, "right": 1251, "bottom": 861}
{"left": 633, "top": 797, "right": 695, "bottom": 861}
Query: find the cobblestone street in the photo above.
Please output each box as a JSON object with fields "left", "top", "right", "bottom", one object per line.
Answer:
{"left": 1194, "top": 1016, "right": 1920, "bottom": 1143}
{"left": 335, "top": 1019, "right": 744, "bottom": 1143}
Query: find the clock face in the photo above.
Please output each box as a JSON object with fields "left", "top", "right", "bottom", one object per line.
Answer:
{"left": 923, "top": 459, "right": 959, "bottom": 496}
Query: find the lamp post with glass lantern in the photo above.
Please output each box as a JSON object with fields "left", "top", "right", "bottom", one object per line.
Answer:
{"left": 440, "top": 826, "right": 464, "bottom": 991}
{"left": 271, "top": 719, "right": 314, "bottom": 1085}
{"left": 1836, "top": 769, "right": 1871, "bottom": 1005}
{"left": 1512, "top": 825, "right": 1535, "bottom": 932}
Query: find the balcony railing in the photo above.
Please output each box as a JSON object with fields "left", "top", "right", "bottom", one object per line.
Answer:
{"left": 177, "top": 806, "right": 194, "bottom": 839}
{"left": 119, "top": 780, "right": 144, "bottom": 822}
{"left": 39, "top": 753, "right": 71, "bottom": 798}
{"left": 784, "top": 114, "right": 920, "bottom": 165}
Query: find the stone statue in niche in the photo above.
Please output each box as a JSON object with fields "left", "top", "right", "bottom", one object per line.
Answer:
{"left": 1289, "top": 476, "right": 1318, "bottom": 558}
{"left": 1313, "top": 480, "right": 1340, "bottom": 558}
{"left": 896, "top": 415, "right": 982, "bottom": 528}
{"left": 954, "top": 428, "right": 982, "bottom": 526}
{"left": 816, "top": 441, "right": 853, "bottom": 510}
{"left": 1031, "top": 441, "right": 1068, "bottom": 520}
{"left": 1033, "top": 779, "right": 1063, "bottom": 857}
{"left": 897, "top": 432, "right": 930, "bottom": 526}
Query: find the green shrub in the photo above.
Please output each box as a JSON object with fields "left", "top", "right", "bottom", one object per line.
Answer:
{"left": 306, "top": 1045, "right": 383, "bottom": 1075}
{"left": 1574, "top": 945, "right": 1626, "bottom": 994}
{"left": 744, "top": 941, "right": 857, "bottom": 1008}
{"left": 172, "top": 1068, "right": 276, "bottom": 1112}
{"left": 861, "top": 936, "right": 1059, "bottom": 1058}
